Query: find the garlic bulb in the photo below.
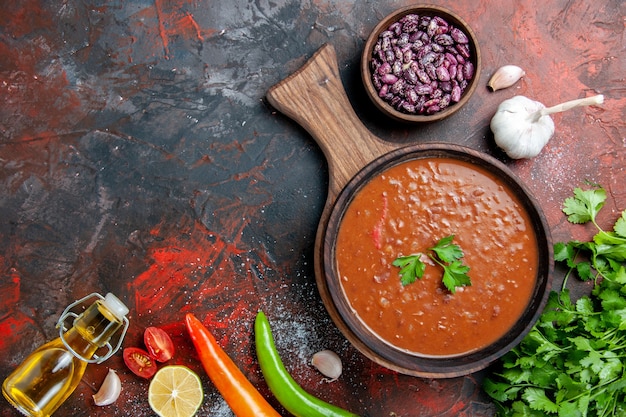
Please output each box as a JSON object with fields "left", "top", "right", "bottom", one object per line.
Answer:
{"left": 488, "top": 65, "right": 525, "bottom": 91}
{"left": 311, "top": 350, "right": 342, "bottom": 382}
{"left": 93, "top": 368, "right": 122, "bottom": 406}
{"left": 491, "top": 94, "right": 604, "bottom": 159}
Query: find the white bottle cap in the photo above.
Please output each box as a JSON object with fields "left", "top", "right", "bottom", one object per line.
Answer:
{"left": 103, "top": 293, "right": 129, "bottom": 320}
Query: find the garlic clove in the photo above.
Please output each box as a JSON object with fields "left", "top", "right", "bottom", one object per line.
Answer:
{"left": 488, "top": 65, "right": 525, "bottom": 91}
{"left": 93, "top": 368, "right": 122, "bottom": 406}
{"left": 311, "top": 349, "right": 342, "bottom": 382}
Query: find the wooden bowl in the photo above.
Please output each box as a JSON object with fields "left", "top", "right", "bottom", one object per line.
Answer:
{"left": 361, "top": 5, "right": 481, "bottom": 122}
{"left": 322, "top": 144, "right": 553, "bottom": 377}
{"left": 267, "top": 44, "right": 552, "bottom": 378}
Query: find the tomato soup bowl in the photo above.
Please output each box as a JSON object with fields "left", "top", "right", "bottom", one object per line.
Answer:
{"left": 322, "top": 145, "right": 552, "bottom": 377}
{"left": 266, "top": 44, "right": 553, "bottom": 378}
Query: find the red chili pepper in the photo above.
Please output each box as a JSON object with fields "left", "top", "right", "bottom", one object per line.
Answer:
{"left": 185, "top": 313, "right": 281, "bottom": 417}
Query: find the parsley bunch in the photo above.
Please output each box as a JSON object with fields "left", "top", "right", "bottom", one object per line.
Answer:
{"left": 484, "top": 184, "right": 626, "bottom": 416}
{"left": 484, "top": 283, "right": 626, "bottom": 416}
{"left": 392, "top": 235, "right": 471, "bottom": 293}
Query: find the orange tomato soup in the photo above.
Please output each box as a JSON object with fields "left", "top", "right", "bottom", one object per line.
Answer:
{"left": 335, "top": 158, "right": 538, "bottom": 356}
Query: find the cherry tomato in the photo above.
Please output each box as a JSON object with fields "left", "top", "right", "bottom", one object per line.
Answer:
{"left": 144, "top": 326, "right": 175, "bottom": 362}
{"left": 123, "top": 347, "right": 157, "bottom": 379}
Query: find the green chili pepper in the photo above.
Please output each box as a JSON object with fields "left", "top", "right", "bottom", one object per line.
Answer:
{"left": 254, "top": 310, "right": 360, "bottom": 417}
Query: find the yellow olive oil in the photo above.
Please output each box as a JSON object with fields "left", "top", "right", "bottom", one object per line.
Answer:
{"left": 2, "top": 294, "right": 128, "bottom": 417}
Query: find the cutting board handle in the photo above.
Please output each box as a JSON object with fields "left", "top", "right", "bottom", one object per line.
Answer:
{"left": 266, "top": 43, "right": 396, "bottom": 202}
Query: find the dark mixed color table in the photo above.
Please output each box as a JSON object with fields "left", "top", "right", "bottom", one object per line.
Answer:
{"left": 1, "top": 1, "right": 624, "bottom": 416}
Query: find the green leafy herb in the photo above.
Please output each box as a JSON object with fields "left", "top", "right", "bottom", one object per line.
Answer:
{"left": 391, "top": 254, "right": 426, "bottom": 286}
{"left": 392, "top": 235, "right": 471, "bottom": 293}
{"left": 483, "top": 184, "right": 626, "bottom": 417}
{"left": 429, "top": 234, "right": 463, "bottom": 263}
{"left": 554, "top": 184, "right": 626, "bottom": 286}
{"left": 439, "top": 260, "right": 471, "bottom": 293}
{"left": 562, "top": 184, "right": 606, "bottom": 224}
{"left": 484, "top": 282, "right": 626, "bottom": 417}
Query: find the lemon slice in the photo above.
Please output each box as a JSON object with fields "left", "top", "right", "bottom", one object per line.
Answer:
{"left": 148, "top": 365, "right": 204, "bottom": 417}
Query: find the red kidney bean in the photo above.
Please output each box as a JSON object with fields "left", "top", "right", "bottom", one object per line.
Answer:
{"left": 451, "top": 84, "right": 462, "bottom": 102}
{"left": 373, "top": 74, "right": 382, "bottom": 90}
{"left": 463, "top": 61, "right": 475, "bottom": 80}
{"left": 392, "top": 60, "right": 403, "bottom": 76}
{"left": 440, "top": 94, "right": 451, "bottom": 108}
{"left": 393, "top": 46, "right": 403, "bottom": 60}
{"left": 456, "top": 43, "right": 470, "bottom": 59}
{"left": 391, "top": 79, "right": 406, "bottom": 94}
{"left": 384, "top": 49, "right": 395, "bottom": 63}
{"left": 436, "top": 66, "right": 450, "bottom": 81}
{"left": 401, "top": 101, "right": 416, "bottom": 113}
{"left": 403, "top": 49, "right": 413, "bottom": 64}
{"left": 417, "top": 69, "right": 431, "bottom": 84}
{"left": 403, "top": 19, "right": 418, "bottom": 33}
{"left": 425, "top": 63, "right": 437, "bottom": 80}
{"left": 409, "top": 33, "right": 422, "bottom": 43}
{"left": 404, "top": 69, "right": 419, "bottom": 84}
{"left": 456, "top": 64, "right": 465, "bottom": 82}
{"left": 406, "top": 88, "right": 419, "bottom": 105}
{"left": 389, "top": 22, "right": 402, "bottom": 35}
{"left": 369, "top": 13, "right": 475, "bottom": 115}
{"left": 433, "top": 53, "right": 445, "bottom": 67}
{"left": 450, "top": 27, "right": 469, "bottom": 44}
{"left": 426, "top": 18, "right": 439, "bottom": 37}
{"left": 448, "top": 63, "right": 457, "bottom": 80}
{"left": 432, "top": 16, "right": 449, "bottom": 32}
{"left": 445, "top": 52, "right": 458, "bottom": 65}
{"left": 381, "top": 73, "right": 398, "bottom": 84}
{"left": 426, "top": 104, "right": 441, "bottom": 114}
{"left": 377, "top": 62, "right": 391, "bottom": 75}
{"left": 434, "top": 34, "right": 454, "bottom": 46}
{"left": 424, "top": 97, "right": 440, "bottom": 107}
{"left": 398, "top": 32, "right": 410, "bottom": 47}
{"left": 431, "top": 43, "right": 445, "bottom": 53}
{"left": 378, "top": 83, "right": 389, "bottom": 98}
{"left": 415, "top": 84, "right": 433, "bottom": 95}
{"left": 421, "top": 51, "right": 437, "bottom": 65}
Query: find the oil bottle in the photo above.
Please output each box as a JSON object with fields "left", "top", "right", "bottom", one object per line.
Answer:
{"left": 2, "top": 293, "right": 129, "bottom": 417}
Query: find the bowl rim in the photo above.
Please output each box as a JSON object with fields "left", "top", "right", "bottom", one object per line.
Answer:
{"left": 361, "top": 5, "right": 482, "bottom": 123}
{"left": 322, "top": 143, "right": 553, "bottom": 377}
